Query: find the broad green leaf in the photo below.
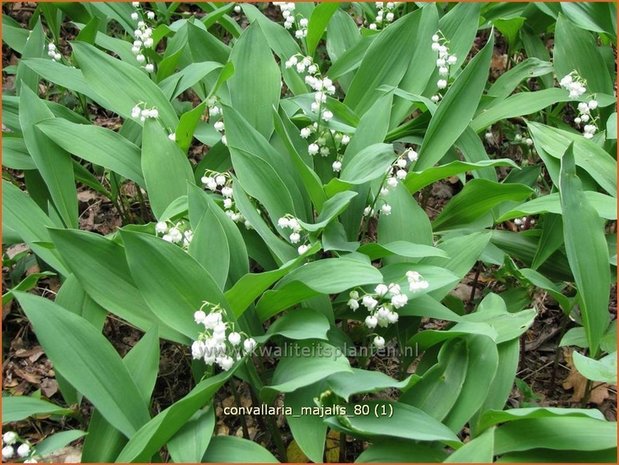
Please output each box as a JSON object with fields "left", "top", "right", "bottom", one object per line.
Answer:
{"left": 2, "top": 396, "right": 73, "bottom": 424}
{"left": 560, "top": 144, "right": 611, "bottom": 355}
{"left": 358, "top": 241, "right": 447, "bottom": 261}
{"left": 527, "top": 121, "right": 617, "bottom": 196}
{"left": 416, "top": 33, "right": 494, "bottom": 170}
{"left": 286, "top": 385, "right": 327, "bottom": 463}
{"left": 34, "top": 430, "right": 88, "bottom": 457}
{"left": 14, "top": 293, "right": 150, "bottom": 437}
{"left": 19, "top": 86, "right": 77, "bottom": 228}
{"left": 573, "top": 351, "right": 616, "bottom": 384}
{"left": 224, "top": 252, "right": 309, "bottom": 317}
{"left": 142, "top": 119, "right": 194, "bottom": 219}
{"left": 15, "top": 19, "right": 44, "bottom": 94}
{"left": 158, "top": 61, "right": 222, "bottom": 100}
{"left": 338, "top": 143, "right": 396, "bottom": 185}
{"left": 432, "top": 180, "right": 533, "bottom": 231}
{"left": 72, "top": 41, "right": 178, "bottom": 128}
{"left": 325, "top": 400, "right": 460, "bottom": 445}
{"left": 554, "top": 14, "right": 613, "bottom": 94}
{"left": 344, "top": 12, "right": 420, "bottom": 115}
{"left": 2, "top": 136, "right": 35, "bottom": 170}
{"left": 494, "top": 417, "right": 617, "bottom": 454}
{"left": 260, "top": 308, "right": 330, "bottom": 342}
{"left": 486, "top": 58, "right": 554, "bottom": 101}
{"left": 116, "top": 371, "right": 232, "bottom": 462}
{"left": 356, "top": 440, "right": 447, "bottom": 463}
{"left": 327, "top": 369, "right": 418, "bottom": 402}
{"left": 50, "top": 228, "right": 187, "bottom": 343}
{"left": 444, "top": 335, "right": 499, "bottom": 432}
{"left": 298, "top": 191, "right": 357, "bottom": 232}
{"left": 37, "top": 118, "right": 145, "bottom": 187}
{"left": 2, "top": 181, "right": 68, "bottom": 275}
{"left": 121, "top": 230, "right": 227, "bottom": 339}
{"left": 167, "top": 407, "right": 216, "bottom": 463}
{"left": 81, "top": 328, "right": 161, "bottom": 462}
{"left": 479, "top": 407, "right": 606, "bottom": 432}
{"left": 404, "top": 159, "right": 518, "bottom": 193}
{"left": 445, "top": 428, "right": 494, "bottom": 463}
{"left": 264, "top": 341, "right": 351, "bottom": 395}
{"left": 189, "top": 208, "right": 230, "bottom": 290}
{"left": 472, "top": 88, "right": 571, "bottom": 132}
{"left": 256, "top": 257, "right": 383, "bottom": 320}
{"left": 560, "top": 2, "right": 617, "bottom": 39}
{"left": 499, "top": 191, "right": 616, "bottom": 221}
{"left": 401, "top": 339, "right": 468, "bottom": 420}
{"left": 306, "top": 2, "right": 340, "bottom": 57}
{"left": 23, "top": 58, "right": 108, "bottom": 104}
{"left": 203, "top": 436, "right": 279, "bottom": 463}
{"left": 228, "top": 23, "right": 280, "bottom": 138}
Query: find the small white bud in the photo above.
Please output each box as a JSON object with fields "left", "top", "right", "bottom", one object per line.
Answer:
{"left": 381, "top": 204, "right": 392, "bottom": 215}
{"left": 365, "top": 315, "right": 378, "bottom": 329}
{"left": 373, "top": 336, "right": 385, "bottom": 349}
{"left": 308, "top": 143, "right": 319, "bottom": 155}
{"left": 347, "top": 299, "right": 359, "bottom": 311}
{"left": 228, "top": 332, "right": 241, "bottom": 346}
{"left": 332, "top": 160, "right": 342, "bottom": 172}
{"left": 375, "top": 284, "right": 389, "bottom": 297}
{"left": 2, "top": 446, "right": 14, "bottom": 460}
{"left": 155, "top": 221, "right": 168, "bottom": 234}
{"left": 146, "top": 11, "right": 155, "bottom": 20}
{"left": 244, "top": 337, "right": 257, "bottom": 353}
{"left": 131, "top": 12, "right": 139, "bottom": 20}
{"left": 3, "top": 432, "right": 18, "bottom": 446}
{"left": 215, "top": 175, "right": 226, "bottom": 186}
{"left": 341, "top": 134, "right": 350, "bottom": 145}
{"left": 144, "top": 63, "right": 154, "bottom": 73}
{"left": 289, "top": 232, "right": 301, "bottom": 244}
{"left": 297, "top": 244, "right": 310, "bottom": 255}
{"left": 136, "top": 54, "right": 145, "bottom": 63}
{"left": 17, "top": 444, "right": 30, "bottom": 458}
{"left": 588, "top": 99, "right": 598, "bottom": 110}
{"left": 437, "top": 79, "right": 447, "bottom": 89}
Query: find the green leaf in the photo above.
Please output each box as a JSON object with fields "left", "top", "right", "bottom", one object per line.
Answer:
{"left": 49, "top": 228, "right": 187, "bottom": 343}
{"left": 72, "top": 41, "right": 178, "bottom": 128}
{"left": 19, "top": 86, "right": 78, "bottom": 228}
{"left": 554, "top": 14, "right": 613, "bottom": 94}
{"left": 494, "top": 417, "right": 617, "bottom": 454}
{"left": 117, "top": 371, "right": 232, "bottom": 462}
{"left": 260, "top": 308, "right": 331, "bottom": 342}
{"left": 344, "top": 12, "right": 421, "bottom": 115}
{"left": 472, "top": 88, "right": 572, "bottom": 132}
{"left": 445, "top": 428, "right": 494, "bottom": 463}
{"left": 432, "top": 180, "right": 533, "bottom": 231}
{"left": 203, "top": 436, "right": 279, "bottom": 463}
{"left": 559, "top": 144, "right": 611, "bottom": 355}
{"left": 498, "top": 191, "right": 617, "bottom": 222}
{"left": 560, "top": 2, "right": 617, "bottom": 39}
{"left": 285, "top": 385, "right": 327, "bottom": 463}
{"left": 167, "top": 407, "right": 216, "bottom": 463}
{"left": 14, "top": 292, "right": 150, "bottom": 437}
{"left": 486, "top": 58, "right": 554, "bottom": 101}
{"left": 263, "top": 341, "right": 352, "bottom": 395}
{"left": 2, "top": 181, "right": 68, "bottom": 275}
{"left": 358, "top": 241, "right": 447, "bottom": 261}
{"left": 401, "top": 339, "right": 468, "bottom": 420}
{"left": 479, "top": 407, "right": 606, "bottom": 432}
{"left": 416, "top": 34, "right": 494, "bottom": 170}
{"left": 573, "top": 351, "right": 616, "bottom": 384}
{"left": 356, "top": 440, "right": 447, "bottom": 463}
{"left": 325, "top": 400, "right": 460, "bottom": 445}
{"left": 256, "top": 257, "right": 383, "bottom": 320}
{"left": 16, "top": 19, "right": 45, "bottom": 94}
{"left": 228, "top": 22, "right": 280, "bottom": 138}
{"left": 121, "top": 230, "right": 227, "bottom": 339}
{"left": 404, "top": 159, "right": 518, "bottom": 193}
{"left": 327, "top": 369, "right": 418, "bottom": 402}
{"left": 527, "top": 121, "right": 617, "bottom": 196}
{"left": 188, "top": 208, "right": 230, "bottom": 290}
{"left": 338, "top": 143, "right": 396, "bottom": 185}
{"left": 2, "top": 396, "right": 73, "bottom": 424}
{"left": 306, "top": 3, "right": 340, "bottom": 57}
{"left": 34, "top": 430, "right": 88, "bottom": 457}
{"left": 158, "top": 61, "right": 222, "bottom": 100}
{"left": 37, "top": 118, "right": 145, "bottom": 187}
{"left": 142, "top": 119, "right": 194, "bottom": 219}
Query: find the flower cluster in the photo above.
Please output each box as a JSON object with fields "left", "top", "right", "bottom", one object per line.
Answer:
{"left": 155, "top": 220, "right": 193, "bottom": 249}
{"left": 130, "top": 2, "right": 156, "bottom": 73}
{"left": 368, "top": 2, "right": 399, "bottom": 30}
{"left": 274, "top": 2, "right": 308, "bottom": 39}
{"left": 363, "top": 147, "right": 418, "bottom": 217}
{"left": 2, "top": 432, "right": 36, "bottom": 463}
{"left": 575, "top": 99, "right": 599, "bottom": 139}
{"left": 46, "top": 43, "right": 61, "bottom": 62}
{"left": 513, "top": 216, "right": 536, "bottom": 230}
{"left": 130, "top": 103, "right": 159, "bottom": 121}
{"left": 406, "top": 271, "right": 430, "bottom": 292}
{"left": 559, "top": 73, "right": 599, "bottom": 139}
{"left": 347, "top": 284, "right": 406, "bottom": 329}
{"left": 192, "top": 302, "right": 257, "bottom": 371}
{"left": 559, "top": 72, "right": 587, "bottom": 99}
{"left": 201, "top": 170, "right": 249, "bottom": 227}
{"left": 514, "top": 133, "right": 534, "bottom": 147}
{"left": 278, "top": 215, "right": 310, "bottom": 255}
{"left": 205, "top": 97, "right": 226, "bottom": 145}
{"left": 430, "top": 32, "right": 458, "bottom": 103}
